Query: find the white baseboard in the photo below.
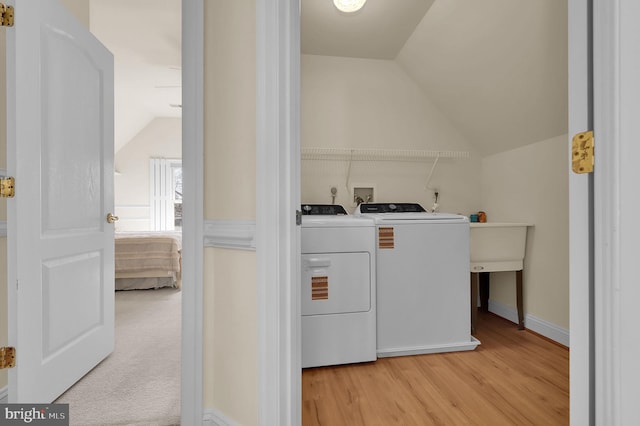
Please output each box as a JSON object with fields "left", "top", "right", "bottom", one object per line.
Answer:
{"left": 0, "top": 385, "right": 7, "bottom": 403}
{"left": 203, "top": 408, "right": 240, "bottom": 426}
{"left": 488, "top": 299, "right": 570, "bottom": 347}
{"left": 377, "top": 337, "right": 481, "bottom": 358}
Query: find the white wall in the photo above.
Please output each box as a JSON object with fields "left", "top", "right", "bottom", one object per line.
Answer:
{"left": 203, "top": 249, "right": 257, "bottom": 424}
{"left": 203, "top": 1, "right": 257, "bottom": 425}
{"left": 301, "top": 54, "right": 482, "bottom": 215}
{"left": 481, "top": 135, "right": 569, "bottom": 331}
{"left": 302, "top": 53, "right": 570, "bottom": 341}
{"left": 114, "top": 117, "right": 182, "bottom": 231}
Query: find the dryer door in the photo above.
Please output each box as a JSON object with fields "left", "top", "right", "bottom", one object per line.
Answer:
{"left": 301, "top": 253, "right": 371, "bottom": 316}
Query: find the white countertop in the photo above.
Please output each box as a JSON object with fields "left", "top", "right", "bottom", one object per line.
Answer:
{"left": 470, "top": 222, "right": 533, "bottom": 228}
{"left": 469, "top": 223, "right": 533, "bottom": 271}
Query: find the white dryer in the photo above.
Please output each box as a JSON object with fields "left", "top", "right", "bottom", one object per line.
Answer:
{"left": 355, "top": 203, "right": 479, "bottom": 357}
{"left": 301, "top": 204, "right": 376, "bottom": 368}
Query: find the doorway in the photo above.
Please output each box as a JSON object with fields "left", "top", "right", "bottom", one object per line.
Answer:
{"left": 57, "top": 1, "right": 184, "bottom": 423}
{"left": 2, "top": 0, "right": 203, "bottom": 424}
{"left": 255, "top": 0, "right": 580, "bottom": 424}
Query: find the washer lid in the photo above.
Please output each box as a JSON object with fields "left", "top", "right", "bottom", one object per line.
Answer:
{"left": 354, "top": 203, "right": 467, "bottom": 222}
{"left": 356, "top": 203, "right": 425, "bottom": 214}
{"left": 369, "top": 212, "right": 467, "bottom": 222}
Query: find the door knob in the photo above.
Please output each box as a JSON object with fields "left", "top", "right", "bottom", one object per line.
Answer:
{"left": 106, "top": 213, "right": 119, "bottom": 224}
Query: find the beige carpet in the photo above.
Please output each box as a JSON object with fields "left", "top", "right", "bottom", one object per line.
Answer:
{"left": 56, "top": 288, "right": 181, "bottom": 426}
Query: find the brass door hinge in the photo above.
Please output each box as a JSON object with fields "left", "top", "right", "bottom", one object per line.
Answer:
{"left": 0, "top": 4, "right": 14, "bottom": 27}
{"left": 572, "top": 131, "right": 594, "bottom": 174}
{"left": 1, "top": 176, "right": 15, "bottom": 198}
{"left": 0, "top": 347, "right": 16, "bottom": 369}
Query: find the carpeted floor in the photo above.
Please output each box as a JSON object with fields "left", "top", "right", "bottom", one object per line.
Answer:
{"left": 56, "top": 287, "right": 181, "bottom": 426}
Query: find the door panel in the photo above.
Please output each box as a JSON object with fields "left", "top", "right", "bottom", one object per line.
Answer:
{"left": 41, "top": 26, "right": 105, "bottom": 234}
{"left": 6, "top": 0, "right": 114, "bottom": 403}
{"left": 42, "top": 252, "right": 103, "bottom": 359}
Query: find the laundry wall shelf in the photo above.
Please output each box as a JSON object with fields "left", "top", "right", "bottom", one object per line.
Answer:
{"left": 301, "top": 148, "right": 470, "bottom": 191}
{"left": 301, "top": 148, "right": 470, "bottom": 162}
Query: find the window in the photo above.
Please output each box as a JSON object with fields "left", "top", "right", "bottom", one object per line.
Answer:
{"left": 173, "top": 164, "right": 182, "bottom": 230}
{"left": 150, "top": 158, "right": 182, "bottom": 231}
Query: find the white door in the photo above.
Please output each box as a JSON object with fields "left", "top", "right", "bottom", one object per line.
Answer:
{"left": 5, "top": 0, "right": 115, "bottom": 402}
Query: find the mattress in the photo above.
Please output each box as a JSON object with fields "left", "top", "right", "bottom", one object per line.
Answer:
{"left": 115, "top": 232, "right": 182, "bottom": 290}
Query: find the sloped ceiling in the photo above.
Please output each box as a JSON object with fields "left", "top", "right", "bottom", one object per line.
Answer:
{"left": 90, "top": 0, "right": 567, "bottom": 156}
{"left": 90, "top": 0, "right": 182, "bottom": 153}
{"left": 302, "top": 0, "right": 568, "bottom": 156}
{"left": 302, "top": 0, "right": 435, "bottom": 59}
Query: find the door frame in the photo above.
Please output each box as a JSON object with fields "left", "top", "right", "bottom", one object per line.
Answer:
{"left": 256, "top": 0, "right": 301, "bottom": 424}
{"left": 568, "top": 0, "right": 593, "bottom": 424}
{"left": 259, "top": 0, "right": 605, "bottom": 424}
{"left": 592, "top": 0, "right": 640, "bottom": 423}
{"left": 181, "top": 0, "right": 204, "bottom": 424}
{"left": 0, "top": 0, "right": 203, "bottom": 419}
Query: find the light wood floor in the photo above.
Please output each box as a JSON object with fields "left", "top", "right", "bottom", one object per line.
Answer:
{"left": 302, "top": 312, "right": 569, "bottom": 425}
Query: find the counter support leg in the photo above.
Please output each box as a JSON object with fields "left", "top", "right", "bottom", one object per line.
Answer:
{"left": 516, "top": 269, "right": 524, "bottom": 330}
{"left": 479, "top": 272, "right": 490, "bottom": 312}
{"left": 471, "top": 272, "right": 478, "bottom": 334}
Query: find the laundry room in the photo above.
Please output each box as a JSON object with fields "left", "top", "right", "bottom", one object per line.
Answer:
{"left": 300, "top": 0, "right": 569, "bottom": 347}
{"left": 0, "top": 0, "right": 571, "bottom": 423}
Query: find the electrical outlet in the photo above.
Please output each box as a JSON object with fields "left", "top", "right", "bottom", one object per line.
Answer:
{"left": 354, "top": 187, "right": 374, "bottom": 204}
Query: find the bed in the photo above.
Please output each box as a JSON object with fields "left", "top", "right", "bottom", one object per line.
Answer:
{"left": 115, "top": 232, "right": 182, "bottom": 290}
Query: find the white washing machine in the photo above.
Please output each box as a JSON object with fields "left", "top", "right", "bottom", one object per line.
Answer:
{"left": 301, "top": 204, "right": 376, "bottom": 368}
{"left": 355, "top": 202, "right": 479, "bottom": 357}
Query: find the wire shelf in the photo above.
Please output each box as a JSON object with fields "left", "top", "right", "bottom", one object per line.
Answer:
{"left": 301, "top": 148, "right": 470, "bottom": 162}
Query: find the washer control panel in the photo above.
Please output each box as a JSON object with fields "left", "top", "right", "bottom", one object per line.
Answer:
{"left": 357, "top": 203, "right": 426, "bottom": 213}
{"left": 301, "top": 204, "right": 348, "bottom": 215}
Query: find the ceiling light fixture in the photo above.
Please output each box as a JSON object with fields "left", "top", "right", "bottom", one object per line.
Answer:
{"left": 333, "top": 0, "right": 367, "bottom": 13}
